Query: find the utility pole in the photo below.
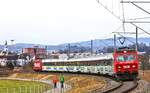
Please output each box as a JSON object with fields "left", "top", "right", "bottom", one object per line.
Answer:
{"left": 136, "top": 27, "right": 138, "bottom": 51}
{"left": 10, "top": 40, "right": 14, "bottom": 45}
{"left": 114, "top": 34, "right": 116, "bottom": 50}
{"left": 67, "top": 43, "right": 71, "bottom": 59}
{"left": 10, "top": 40, "right": 14, "bottom": 52}
{"left": 91, "top": 40, "right": 93, "bottom": 55}
{"left": 45, "top": 46, "right": 48, "bottom": 56}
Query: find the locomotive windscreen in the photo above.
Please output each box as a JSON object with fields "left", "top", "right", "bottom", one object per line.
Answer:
{"left": 116, "top": 54, "right": 136, "bottom": 62}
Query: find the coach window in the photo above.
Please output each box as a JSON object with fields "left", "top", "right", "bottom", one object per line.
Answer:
{"left": 72, "top": 61, "right": 74, "bottom": 66}
{"left": 87, "top": 62, "right": 89, "bottom": 66}
{"left": 81, "top": 61, "right": 83, "bottom": 66}
{"left": 67, "top": 62, "right": 69, "bottom": 66}
{"left": 72, "top": 61, "right": 76, "bottom": 66}
{"left": 67, "top": 62, "right": 70, "bottom": 66}
{"left": 73, "top": 61, "right": 76, "bottom": 66}
{"left": 77, "top": 62, "right": 79, "bottom": 66}
{"left": 62, "top": 62, "right": 65, "bottom": 66}
{"left": 101, "top": 68, "right": 103, "bottom": 71}
{"left": 103, "top": 61, "right": 105, "bottom": 66}
{"left": 106, "top": 60, "right": 109, "bottom": 65}
{"left": 81, "top": 61, "right": 84, "bottom": 66}
{"left": 43, "top": 63, "right": 47, "bottom": 66}
{"left": 66, "top": 62, "right": 68, "bottom": 66}
{"left": 74, "top": 61, "right": 76, "bottom": 66}
{"left": 88, "top": 61, "right": 91, "bottom": 66}
{"left": 76, "top": 61, "right": 78, "bottom": 66}
{"left": 85, "top": 61, "right": 88, "bottom": 66}
{"left": 96, "top": 61, "right": 99, "bottom": 65}
{"left": 69, "top": 62, "right": 72, "bottom": 66}
{"left": 60, "top": 62, "right": 64, "bottom": 66}
{"left": 58, "top": 62, "right": 61, "bottom": 66}
{"left": 109, "top": 59, "right": 113, "bottom": 65}
{"left": 98, "top": 60, "right": 101, "bottom": 65}
{"left": 101, "top": 61, "right": 104, "bottom": 66}
{"left": 105, "top": 61, "right": 108, "bottom": 65}
{"left": 57, "top": 62, "right": 60, "bottom": 66}
{"left": 99, "top": 61, "right": 102, "bottom": 65}
{"left": 53, "top": 62, "right": 56, "bottom": 66}
{"left": 96, "top": 62, "right": 99, "bottom": 66}
{"left": 110, "top": 59, "right": 113, "bottom": 65}
{"left": 51, "top": 62, "right": 54, "bottom": 66}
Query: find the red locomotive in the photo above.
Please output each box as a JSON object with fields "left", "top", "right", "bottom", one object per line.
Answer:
{"left": 33, "top": 59, "right": 42, "bottom": 71}
{"left": 113, "top": 47, "right": 138, "bottom": 80}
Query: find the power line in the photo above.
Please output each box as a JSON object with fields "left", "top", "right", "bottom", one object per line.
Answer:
{"left": 112, "top": 31, "right": 144, "bottom": 34}
{"left": 131, "top": 2, "right": 150, "bottom": 15}
{"left": 99, "top": 25, "right": 123, "bottom": 47}
{"left": 121, "top": 1, "right": 150, "bottom": 3}
{"left": 96, "top": 0, "right": 122, "bottom": 21}
{"left": 127, "top": 17, "right": 150, "bottom": 20}
{"left": 130, "top": 23, "right": 150, "bottom": 36}
{"left": 96, "top": 0, "right": 150, "bottom": 37}
{"left": 125, "top": 21, "right": 150, "bottom": 23}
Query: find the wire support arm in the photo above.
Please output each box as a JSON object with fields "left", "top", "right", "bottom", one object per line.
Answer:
{"left": 121, "top": 1, "right": 150, "bottom": 3}
{"left": 124, "top": 21, "right": 150, "bottom": 23}
{"left": 131, "top": 23, "right": 150, "bottom": 36}
{"left": 131, "top": 2, "right": 150, "bottom": 15}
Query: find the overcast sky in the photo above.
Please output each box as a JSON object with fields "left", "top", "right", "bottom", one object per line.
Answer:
{"left": 0, "top": 0, "right": 149, "bottom": 45}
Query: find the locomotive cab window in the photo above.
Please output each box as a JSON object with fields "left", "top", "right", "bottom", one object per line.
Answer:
{"left": 116, "top": 54, "right": 136, "bottom": 62}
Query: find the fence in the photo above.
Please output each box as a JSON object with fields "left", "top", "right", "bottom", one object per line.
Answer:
{"left": 0, "top": 85, "right": 49, "bottom": 93}
{"left": 138, "top": 85, "right": 150, "bottom": 93}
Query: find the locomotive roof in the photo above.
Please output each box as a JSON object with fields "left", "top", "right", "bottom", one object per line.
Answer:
{"left": 116, "top": 47, "right": 136, "bottom": 52}
{"left": 41, "top": 53, "right": 113, "bottom": 63}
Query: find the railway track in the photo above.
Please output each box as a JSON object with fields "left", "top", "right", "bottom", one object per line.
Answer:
{"left": 101, "top": 80, "right": 138, "bottom": 93}
{"left": 18, "top": 71, "right": 138, "bottom": 93}
{"left": 42, "top": 72, "right": 138, "bottom": 93}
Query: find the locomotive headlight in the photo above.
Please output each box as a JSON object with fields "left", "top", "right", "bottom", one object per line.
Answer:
{"left": 118, "top": 65, "right": 121, "bottom": 69}
{"left": 132, "top": 65, "right": 136, "bottom": 68}
{"left": 124, "top": 51, "right": 127, "bottom": 53}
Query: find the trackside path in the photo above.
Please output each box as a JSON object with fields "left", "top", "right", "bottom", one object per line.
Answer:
{"left": 0, "top": 77, "right": 72, "bottom": 93}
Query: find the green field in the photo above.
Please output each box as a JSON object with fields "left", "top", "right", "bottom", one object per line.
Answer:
{"left": 0, "top": 79, "right": 51, "bottom": 93}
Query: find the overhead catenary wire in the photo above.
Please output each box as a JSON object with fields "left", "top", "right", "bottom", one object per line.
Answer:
{"left": 127, "top": 17, "right": 150, "bottom": 20}
{"left": 100, "top": 25, "right": 124, "bottom": 47}
{"left": 125, "top": 21, "right": 150, "bottom": 23}
{"left": 112, "top": 31, "right": 145, "bottom": 34}
{"left": 96, "top": 0, "right": 150, "bottom": 37}
{"left": 111, "top": 24, "right": 135, "bottom": 44}
{"left": 131, "top": 2, "right": 150, "bottom": 15}
{"left": 121, "top": 1, "right": 150, "bottom": 3}
{"left": 130, "top": 23, "right": 150, "bottom": 36}
{"left": 96, "top": 0, "right": 122, "bottom": 21}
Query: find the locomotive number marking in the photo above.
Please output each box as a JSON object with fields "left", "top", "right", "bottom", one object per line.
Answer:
{"left": 123, "top": 65, "right": 130, "bottom": 68}
{"left": 34, "top": 63, "right": 40, "bottom": 67}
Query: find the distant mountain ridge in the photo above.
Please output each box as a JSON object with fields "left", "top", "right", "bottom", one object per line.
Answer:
{"left": 0, "top": 37, "right": 150, "bottom": 52}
